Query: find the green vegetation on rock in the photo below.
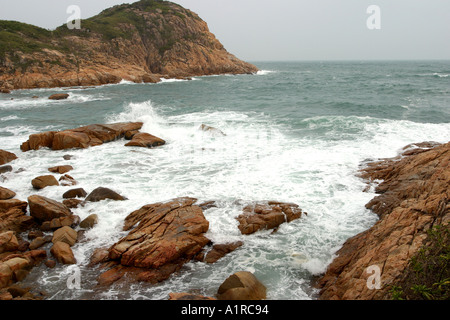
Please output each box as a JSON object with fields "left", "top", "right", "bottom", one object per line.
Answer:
{"left": 390, "top": 224, "right": 450, "bottom": 300}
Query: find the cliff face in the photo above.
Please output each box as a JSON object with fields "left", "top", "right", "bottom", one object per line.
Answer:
{"left": 0, "top": 0, "right": 258, "bottom": 90}
{"left": 317, "top": 142, "right": 449, "bottom": 300}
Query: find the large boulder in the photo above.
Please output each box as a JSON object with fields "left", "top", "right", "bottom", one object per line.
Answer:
{"left": 124, "top": 132, "right": 166, "bottom": 148}
{"left": 236, "top": 201, "right": 305, "bottom": 235}
{"left": 85, "top": 187, "right": 126, "bottom": 202}
{"left": 0, "top": 150, "right": 17, "bottom": 165}
{"left": 31, "top": 175, "right": 59, "bottom": 189}
{"left": 50, "top": 242, "right": 76, "bottom": 265}
{"left": 217, "top": 271, "right": 267, "bottom": 300}
{"left": 20, "top": 122, "right": 143, "bottom": 151}
{"left": 27, "top": 195, "right": 71, "bottom": 222}
{"left": 98, "top": 197, "right": 209, "bottom": 286}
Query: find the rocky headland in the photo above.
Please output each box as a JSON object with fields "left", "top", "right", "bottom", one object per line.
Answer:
{"left": 0, "top": 0, "right": 258, "bottom": 91}
{"left": 317, "top": 141, "right": 449, "bottom": 300}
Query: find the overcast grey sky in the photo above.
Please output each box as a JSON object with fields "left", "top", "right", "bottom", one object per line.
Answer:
{"left": 1, "top": 0, "right": 449, "bottom": 61}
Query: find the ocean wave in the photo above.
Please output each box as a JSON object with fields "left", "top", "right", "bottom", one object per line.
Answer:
{"left": 0, "top": 92, "right": 109, "bottom": 110}
{"left": 0, "top": 115, "right": 22, "bottom": 121}
{"left": 256, "top": 70, "right": 276, "bottom": 76}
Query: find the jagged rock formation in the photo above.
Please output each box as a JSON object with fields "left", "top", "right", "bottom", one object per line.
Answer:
{"left": 0, "top": 0, "right": 258, "bottom": 90}
{"left": 317, "top": 141, "right": 449, "bottom": 300}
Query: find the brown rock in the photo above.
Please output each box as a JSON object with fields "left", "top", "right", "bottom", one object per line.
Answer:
{"left": 317, "top": 141, "right": 450, "bottom": 300}
{"left": 0, "top": 199, "right": 27, "bottom": 213}
{"left": 201, "top": 242, "right": 244, "bottom": 264}
{"left": 31, "top": 175, "right": 59, "bottom": 189}
{"left": 52, "top": 226, "right": 77, "bottom": 247}
{"left": 98, "top": 197, "right": 209, "bottom": 286}
{"left": 50, "top": 242, "right": 76, "bottom": 264}
{"left": 20, "top": 131, "right": 56, "bottom": 152}
{"left": 79, "top": 214, "right": 98, "bottom": 229}
{"left": 59, "top": 174, "right": 77, "bottom": 186}
{"left": 217, "top": 271, "right": 267, "bottom": 300}
{"left": 62, "top": 199, "right": 83, "bottom": 209}
{"left": 20, "top": 122, "right": 143, "bottom": 152}
{"left": 0, "top": 165, "right": 13, "bottom": 174}
{"left": 27, "top": 230, "right": 44, "bottom": 240}
{"left": 236, "top": 201, "right": 304, "bottom": 235}
{"left": 40, "top": 215, "right": 80, "bottom": 231}
{"left": 85, "top": 187, "right": 126, "bottom": 202}
{"left": 0, "top": 187, "right": 16, "bottom": 200}
{"left": 124, "top": 130, "right": 139, "bottom": 140}
{"left": 28, "top": 237, "right": 49, "bottom": 250}
{"left": 124, "top": 132, "right": 166, "bottom": 148}
{"left": 0, "top": 150, "right": 17, "bottom": 165}
{"left": 0, "top": 207, "right": 35, "bottom": 233}
{"left": 62, "top": 188, "right": 87, "bottom": 199}
{"left": 0, "top": 263, "right": 13, "bottom": 288}
{"left": 48, "top": 93, "right": 69, "bottom": 100}
{"left": 27, "top": 195, "right": 71, "bottom": 222}
{"left": 48, "top": 165, "right": 73, "bottom": 174}
{"left": 45, "top": 259, "right": 56, "bottom": 268}
{"left": 89, "top": 248, "right": 110, "bottom": 266}
{"left": 0, "top": 231, "right": 19, "bottom": 254}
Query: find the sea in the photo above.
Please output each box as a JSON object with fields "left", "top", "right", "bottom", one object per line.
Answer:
{"left": 0, "top": 61, "right": 449, "bottom": 300}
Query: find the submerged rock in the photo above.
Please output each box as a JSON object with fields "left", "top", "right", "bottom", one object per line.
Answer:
{"left": 85, "top": 187, "right": 126, "bottom": 202}
{"left": 48, "top": 93, "right": 69, "bottom": 100}
{"left": 124, "top": 132, "right": 166, "bottom": 148}
{"left": 199, "top": 124, "right": 226, "bottom": 137}
{"left": 236, "top": 201, "right": 305, "bottom": 235}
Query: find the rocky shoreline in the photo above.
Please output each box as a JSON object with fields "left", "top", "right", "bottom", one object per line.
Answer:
{"left": 316, "top": 141, "right": 449, "bottom": 300}
{"left": 1, "top": 126, "right": 448, "bottom": 300}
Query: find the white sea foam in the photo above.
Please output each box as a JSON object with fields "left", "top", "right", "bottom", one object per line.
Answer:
{"left": 256, "top": 70, "right": 276, "bottom": 76}
{"left": 0, "top": 115, "right": 21, "bottom": 121}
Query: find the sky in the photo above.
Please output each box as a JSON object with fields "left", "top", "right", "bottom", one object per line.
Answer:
{"left": 1, "top": 0, "right": 449, "bottom": 61}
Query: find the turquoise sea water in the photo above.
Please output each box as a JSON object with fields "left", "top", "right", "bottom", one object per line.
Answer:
{"left": 0, "top": 61, "right": 449, "bottom": 299}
